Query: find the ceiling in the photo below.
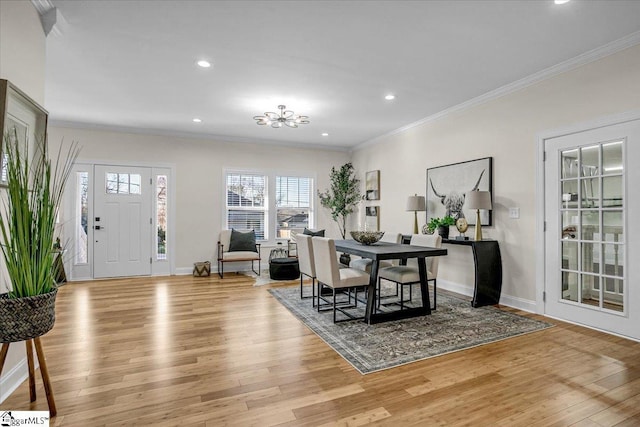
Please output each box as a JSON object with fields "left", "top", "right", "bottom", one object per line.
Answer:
{"left": 43, "top": 0, "right": 640, "bottom": 150}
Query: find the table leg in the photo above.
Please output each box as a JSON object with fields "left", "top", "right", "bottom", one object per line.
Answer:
{"left": 364, "top": 260, "right": 379, "bottom": 324}
{"left": 34, "top": 337, "right": 56, "bottom": 416}
{"left": 417, "top": 257, "right": 432, "bottom": 315}
{"left": 26, "top": 340, "right": 36, "bottom": 402}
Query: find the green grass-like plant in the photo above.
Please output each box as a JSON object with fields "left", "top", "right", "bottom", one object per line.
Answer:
{"left": 0, "top": 132, "right": 79, "bottom": 298}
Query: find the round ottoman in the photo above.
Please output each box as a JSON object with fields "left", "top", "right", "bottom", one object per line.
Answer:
{"left": 269, "top": 257, "right": 300, "bottom": 280}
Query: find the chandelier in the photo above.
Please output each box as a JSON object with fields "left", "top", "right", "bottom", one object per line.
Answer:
{"left": 253, "top": 105, "right": 310, "bottom": 128}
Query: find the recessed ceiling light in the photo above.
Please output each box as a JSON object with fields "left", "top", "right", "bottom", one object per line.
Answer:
{"left": 192, "top": 118, "right": 202, "bottom": 123}
{"left": 196, "top": 60, "right": 211, "bottom": 68}
{"left": 385, "top": 94, "right": 395, "bottom": 100}
{"left": 554, "top": 0, "right": 570, "bottom": 4}
{"left": 321, "top": 133, "right": 329, "bottom": 136}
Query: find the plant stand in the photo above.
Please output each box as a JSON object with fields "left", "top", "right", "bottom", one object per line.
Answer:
{"left": 0, "top": 338, "right": 57, "bottom": 416}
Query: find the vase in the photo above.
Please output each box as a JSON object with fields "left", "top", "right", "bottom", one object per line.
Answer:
{"left": 339, "top": 253, "right": 351, "bottom": 266}
{"left": 437, "top": 226, "right": 450, "bottom": 240}
{"left": 0, "top": 288, "right": 58, "bottom": 343}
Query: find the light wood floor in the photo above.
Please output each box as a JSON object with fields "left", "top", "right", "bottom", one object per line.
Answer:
{"left": 1, "top": 275, "right": 639, "bottom": 426}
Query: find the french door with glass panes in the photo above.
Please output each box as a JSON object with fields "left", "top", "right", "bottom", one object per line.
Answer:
{"left": 544, "top": 119, "right": 639, "bottom": 341}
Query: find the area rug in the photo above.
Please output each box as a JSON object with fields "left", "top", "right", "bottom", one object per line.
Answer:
{"left": 237, "top": 270, "right": 299, "bottom": 287}
{"left": 268, "top": 286, "right": 552, "bottom": 374}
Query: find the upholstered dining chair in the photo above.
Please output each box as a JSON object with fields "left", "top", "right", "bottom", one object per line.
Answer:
{"left": 349, "top": 232, "right": 403, "bottom": 273}
{"left": 377, "top": 234, "right": 442, "bottom": 310}
{"left": 295, "top": 234, "right": 316, "bottom": 304}
{"left": 312, "top": 237, "right": 370, "bottom": 323}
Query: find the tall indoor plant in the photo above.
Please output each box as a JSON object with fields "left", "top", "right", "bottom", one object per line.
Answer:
{"left": 318, "top": 162, "right": 362, "bottom": 239}
{"left": 0, "top": 131, "right": 78, "bottom": 343}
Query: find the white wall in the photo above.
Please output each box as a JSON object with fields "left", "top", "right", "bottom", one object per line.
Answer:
{"left": 47, "top": 126, "right": 350, "bottom": 273}
{"left": 0, "top": 0, "right": 46, "bottom": 404}
{"left": 351, "top": 44, "right": 640, "bottom": 308}
{"left": 0, "top": 0, "right": 46, "bottom": 106}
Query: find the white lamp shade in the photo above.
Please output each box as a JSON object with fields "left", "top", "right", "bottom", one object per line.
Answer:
{"left": 466, "top": 190, "right": 492, "bottom": 210}
{"left": 406, "top": 195, "right": 426, "bottom": 211}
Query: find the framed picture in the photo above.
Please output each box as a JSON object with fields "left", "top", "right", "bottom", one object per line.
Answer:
{"left": 426, "top": 157, "right": 493, "bottom": 226}
{"left": 365, "top": 170, "right": 380, "bottom": 200}
{"left": 365, "top": 206, "right": 379, "bottom": 231}
{"left": 0, "top": 79, "right": 49, "bottom": 186}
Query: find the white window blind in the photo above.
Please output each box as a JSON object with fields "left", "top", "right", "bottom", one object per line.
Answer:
{"left": 276, "top": 176, "right": 312, "bottom": 238}
{"left": 226, "top": 173, "right": 267, "bottom": 240}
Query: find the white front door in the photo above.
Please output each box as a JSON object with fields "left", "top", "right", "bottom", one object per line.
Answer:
{"left": 544, "top": 119, "right": 640, "bottom": 340}
{"left": 93, "top": 165, "right": 152, "bottom": 278}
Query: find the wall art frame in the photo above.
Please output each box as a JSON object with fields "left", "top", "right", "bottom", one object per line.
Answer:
{"left": 365, "top": 170, "right": 380, "bottom": 200}
{"left": 426, "top": 157, "right": 493, "bottom": 226}
{"left": 365, "top": 206, "right": 380, "bottom": 231}
{"left": 0, "top": 79, "right": 49, "bottom": 186}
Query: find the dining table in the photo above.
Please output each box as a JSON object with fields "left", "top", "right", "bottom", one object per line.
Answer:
{"left": 334, "top": 239, "right": 448, "bottom": 324}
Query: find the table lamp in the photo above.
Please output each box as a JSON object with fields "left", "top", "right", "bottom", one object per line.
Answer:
{"left": 406, "top": 194, "right": 426, "bottom": 234}
{"left": 466, "top": 190, "right": 492, "bottom": 241}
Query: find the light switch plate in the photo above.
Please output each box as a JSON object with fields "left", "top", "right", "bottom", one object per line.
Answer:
{"left": 509, "top": 207, "right": 520, "bottom": 219}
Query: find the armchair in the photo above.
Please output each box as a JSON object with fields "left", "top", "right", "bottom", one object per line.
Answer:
{"left": 217, "top": 229, "right": 261, "bottom": 278}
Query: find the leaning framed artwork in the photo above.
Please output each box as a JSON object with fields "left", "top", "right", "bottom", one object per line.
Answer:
{"left": 426, "top": 157, "right": 493, "bottom": 226}
{"left": 365, "top": 170, "right": 380, "bottom": 200}
{"left": 0, "top": 79, "right": 49, "bottom": 186}
{"left": 365, "top": 206, "right": 380, "bottom": 231}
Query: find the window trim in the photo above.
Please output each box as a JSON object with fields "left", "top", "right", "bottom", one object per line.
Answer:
{"left": 223, "top": 168, "right": 316, "bottom": 244}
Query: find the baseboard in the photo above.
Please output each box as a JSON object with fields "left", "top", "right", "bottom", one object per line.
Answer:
{"left": 0, "top": 356, "right": 30, "bottom": 404}
{"left": 438, "top": 279, "right": 538, "bottom": 313}
{"left": 437, "top": 279, "right": 474, "bottom": 299}
{"left": 175, "top": 267, "right": 193, "bottom": 275}
{"left": 176, "top": 262, "right": 264, "bottom": 277}
{"left": 498, "top": 293, "right": 538, "bottom": 313}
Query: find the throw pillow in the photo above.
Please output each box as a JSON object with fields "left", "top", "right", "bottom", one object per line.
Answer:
{"left": 228, "top": 229, "right": 257, "bottom": 252}
{"left": 303, "top": 228, "right": 325, "bottom": 237}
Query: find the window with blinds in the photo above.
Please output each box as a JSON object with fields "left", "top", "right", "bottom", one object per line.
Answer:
{"left": 276, "top": 176, "right": 312, "bottom": 239}
{"left": 226, "top": 173, "right": 267, "bottom": 240}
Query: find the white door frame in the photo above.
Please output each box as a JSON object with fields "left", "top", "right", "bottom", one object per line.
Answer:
{"left": 535, "top": 110, "right": 640, "bottom": 338}
{"left": 62, "top": 159, "right": 176, "bottom": 280}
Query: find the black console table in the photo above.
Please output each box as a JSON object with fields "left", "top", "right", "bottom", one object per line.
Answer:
{"left": 443, "top": 239, "right": 502, "bottom": 307}
{"left": 402, "top": 236, "right": 502, "bottom": 308}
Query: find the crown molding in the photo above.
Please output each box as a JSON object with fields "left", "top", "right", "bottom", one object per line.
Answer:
{"left": 354, "top": 30, "right": 640, "bottom": 152}
{"left": 30, "top": 0, "right": 54, "bottom": 15}
{"left": 48, "top": 120, "right": 351, "bottom": 153}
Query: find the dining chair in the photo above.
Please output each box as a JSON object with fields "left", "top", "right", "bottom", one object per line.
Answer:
{"left": 377, "top": 234, "right": 442, "bottom": 310}
{"left": 312, "top": 237, "right": 370, "bottom": 323}
{"left": 295, "top": 233, "right": 316, "bottom": 304}
{"left": 349, "top": 232, "right": 403, "bottom": 273}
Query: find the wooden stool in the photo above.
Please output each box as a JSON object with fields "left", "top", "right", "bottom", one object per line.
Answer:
{"left": 0, "top": 337, "right": 56, "bottom": 416}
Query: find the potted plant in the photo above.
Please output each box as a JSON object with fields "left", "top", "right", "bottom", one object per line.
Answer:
{"left": 0, "top": 132, "right": 79, "bottom": 343}
{"left": 426, "top": 216, "right": 455, "bottom": 239}
{"left": 318, "top": 162, "right": 362, "bottom": 264}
